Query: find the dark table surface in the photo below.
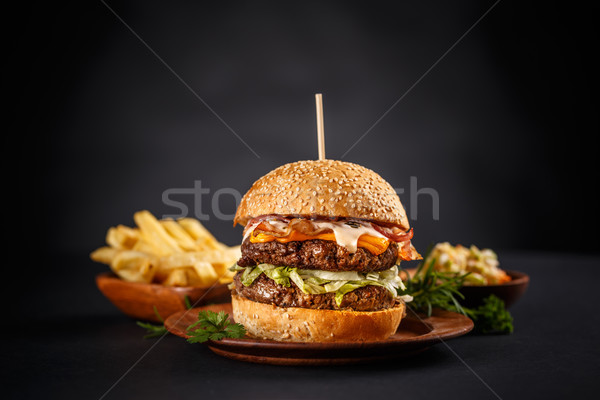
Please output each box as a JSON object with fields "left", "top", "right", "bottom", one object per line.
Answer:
{"left": 4, "top": 251, "right": 600, "bottom": 399}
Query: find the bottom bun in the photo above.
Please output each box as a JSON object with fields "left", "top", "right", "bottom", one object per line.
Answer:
{"left": 231, "top": 294, "right": 405, "bottom": 342}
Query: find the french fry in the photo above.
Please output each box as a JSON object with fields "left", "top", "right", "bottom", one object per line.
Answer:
{"left": 155, "top": 253, "right": 198, "bottom": 282}
{"left": 205, "top": 247, "right": 240, "bottom": 279}
{"left": 90, "top": 246, "right": 118, "bottom": 264}
{"left": 162, "top": 268, "right": 190, "bottom": 286}
{"left": 106, "top": 225, "right": 139, "bottom": 250}
{"left": 156, "top": 247, "right": 240, "bottom": 283}
{"left": 162, "top": 267, "right": 207, "bottom": 287}
{"left": 161, "top": 219, "right": 198, "bottom": 251}
{"left": 132, "top": 238, "right": 161, "bottom": 255}
{"left": 110, "top": 250, "right": 156, "bottom": 283}
{"left": 136, "top": 231, "right": 172, "bottom": 257}
{"left": 118, "top": 225, "right": 140, "bottom": 248}
{"left": 178, "top": 218, "right": 221, "bottom": 251}
{"left": 134, "top": 210, "right": 183, "bottom": 254}
{"left": 191, "top": 261, "right": 219, "bottom": 285}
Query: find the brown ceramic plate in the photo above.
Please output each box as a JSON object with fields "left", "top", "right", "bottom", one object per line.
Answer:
{"left": 95, "top": 272, "right": 231, "bottom": 322}
{"left": 164, "top": 303, "right": 474, "bottom": 366}
{"left": 459, "top": 270, "right": 529, "bottom": 308}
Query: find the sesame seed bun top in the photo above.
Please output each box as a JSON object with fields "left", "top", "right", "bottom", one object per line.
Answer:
{"left": 233, "top": 160, "right": 410, "bottom": 230}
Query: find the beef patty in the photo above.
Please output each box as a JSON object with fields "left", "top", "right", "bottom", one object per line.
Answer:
{"left": 232, "top": 271, "right": 396, "bottom": 311}
{"left": 237, "top": 238, "right": 399, "bottom": 273}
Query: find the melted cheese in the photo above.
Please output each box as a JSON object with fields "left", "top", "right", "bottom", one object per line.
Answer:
{"left": 247, "top": 220, "right": 390, "bottom": 255}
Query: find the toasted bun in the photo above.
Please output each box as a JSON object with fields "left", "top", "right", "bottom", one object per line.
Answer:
{"left": 234, "top": 160, "right": 409, "bottom": 230}
{"left": 231, "top": 294, "right": 405, "bottom": 342}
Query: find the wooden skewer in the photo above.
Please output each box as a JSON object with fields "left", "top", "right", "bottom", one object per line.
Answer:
{"left": 315, "top": 93, "right": 326, "bottom": 160}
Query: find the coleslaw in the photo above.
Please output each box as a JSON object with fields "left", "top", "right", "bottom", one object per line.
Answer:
{"left": 424, "top": 242, "right": 511, "bottom": 285}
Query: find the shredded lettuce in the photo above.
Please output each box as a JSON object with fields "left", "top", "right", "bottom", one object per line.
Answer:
{"left": 323, "top": 280, "right": 347, "bottom": 292}
{"left": 334, "top": 282, "right": 373, "bottom": 306}
{"left": 289, "top": 269, "right": 327, "bottom": 294}
{"left": 299, "top": 269, "right": 361, "bottom": 281}
{"left": 232, "top": 263, "right": 407, "bottom": 306}
{"left": 262, "top": 267, "right": 292, "bottom": 287}
{"left": 240, "top": 266, "right": 263, "bottom": 286}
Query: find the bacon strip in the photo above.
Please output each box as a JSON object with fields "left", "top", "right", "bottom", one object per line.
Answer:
{"left": 243, "top": 215, "right": 291, "bottom": 237}
{"left": 245, "top": 215, "right": 415, "bottom": 244}
{"left": 399, "top": 240, "right": 422, "bottom": 261}
{"left": 245, "top": 214, "right": 291, "bottom": 227}
{"left": 371, "top": 225, "right": 414, "bottom": 242}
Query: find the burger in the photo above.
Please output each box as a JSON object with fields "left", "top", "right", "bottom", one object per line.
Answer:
{"left": 230, "top": 160, "right": 420, "bottom": 342}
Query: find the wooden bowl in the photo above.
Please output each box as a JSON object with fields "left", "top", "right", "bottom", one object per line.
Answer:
{"left": 95, "top": 272, "right": 231, "bottom": 322}
{"left": 459, "top": 270, "right": 529, "bottom": 309}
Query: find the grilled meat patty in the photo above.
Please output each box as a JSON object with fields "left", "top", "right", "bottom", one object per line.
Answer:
{"left": 237, "top": 238, "right": 399, "bottom": 273}
{"left": 232, "top": 271, "right": 396, "bottom": 311}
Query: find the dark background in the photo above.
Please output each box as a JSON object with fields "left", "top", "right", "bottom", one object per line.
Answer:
{"left": 10, "top": 0, "right": 599, "bottom": 256}
{"left": 5, "top": 2, "right": 600, "bottom": 399}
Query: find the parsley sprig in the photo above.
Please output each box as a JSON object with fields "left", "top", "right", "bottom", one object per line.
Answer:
{"left": 468, "top": 294, "right": 514, "bottom": 334}
{"left": 136, "top": 321, "right": 168, "bottom": 339}
{"left": 186, "top": 310, "right": 246, "bottom": 343}
{"left": 136, "top": 306, "right": 168, "bottom": 339}
{"left": 135, "top": 302, "right": 247, "bottom": 342}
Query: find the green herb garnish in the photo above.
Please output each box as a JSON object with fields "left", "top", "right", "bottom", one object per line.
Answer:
{"left": 184, "top": 295, "right": 193, "bottom": 310}
{"left": 136, "top": 306, "right": 168, "bottom": 339}
{"left": 399, "top": 246, "right": 514, "bottom": 334}
{"left": 186, "top": 310, "right": 246, "bottom": 343}
{"left": 467, "top": 294, "right": 514, "bottom": 334}
{"left": 398, "top": 251, "right": 470, "bottom": 317}
{"left": 136, "top": 321, "right": 168, "bottom": 339}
